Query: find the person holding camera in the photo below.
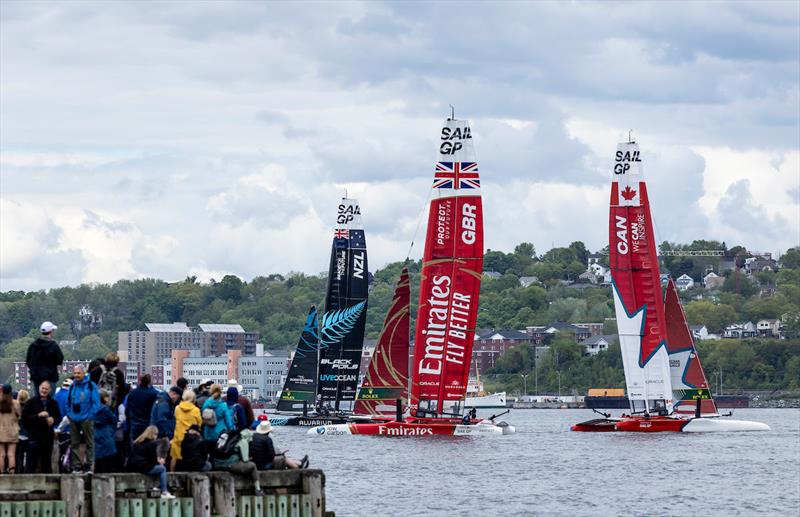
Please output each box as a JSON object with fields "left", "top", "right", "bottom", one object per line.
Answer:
{"left": 66, "top": 365, "right": 100, "bottom": 473}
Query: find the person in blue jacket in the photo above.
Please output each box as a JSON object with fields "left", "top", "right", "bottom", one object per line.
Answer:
{"left": 125, "top": 374, "right": 158, "bottom": 448}
{"left": 93, "top": 391, "right": 117, "bottom": 473}
{"left": 225, "top": 386, "right": 247, "bottom": 432}
{"left": 201, "top": 384, "right": 233, "bottom": 446}
{"left": 66, "top": 365, "right": 101, "bottom": 473}
{"left": 150, "top": 387, "right": 181, "bottom": 439}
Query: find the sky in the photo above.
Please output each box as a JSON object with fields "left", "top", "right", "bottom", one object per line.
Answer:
{"left": 1, "top": 1, "right": 798, "bottom": 291}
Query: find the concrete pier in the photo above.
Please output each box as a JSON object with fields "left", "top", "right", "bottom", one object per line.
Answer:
{"left": 0, "top": 470, "right": 330, "bottom": 517}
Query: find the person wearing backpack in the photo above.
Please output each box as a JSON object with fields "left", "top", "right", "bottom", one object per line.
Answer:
{"left": 212, "top": 428, "right": 263, "bottom": 496}
{"left": 66, "top": 365, "right": 101, "bottom": 473}
{"left": 100, "top": 353, "right": 128, "bottom": 410}
{"left": 225, "top": 386, "right": 247, "bottom": 432}
{"left": 150, "top": 387, "right": 180, "bottom": 440}
{"left": 200, "top": 384, "right": 233, "bottom": 447}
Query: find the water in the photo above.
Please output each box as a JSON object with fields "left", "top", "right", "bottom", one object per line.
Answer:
{"left": 273, "top": 409, "right": 800, "bottom": 516}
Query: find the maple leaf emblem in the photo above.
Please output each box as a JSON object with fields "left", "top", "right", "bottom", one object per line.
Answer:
{"left": 621, "top": 186, "right": 637, "bottom": 201}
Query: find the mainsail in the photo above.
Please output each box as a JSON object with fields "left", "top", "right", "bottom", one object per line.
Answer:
{"left": 664, "top": 278, "right": 719, "bottom": 416}
{"left": 277, "top": 307, "right": 320, "bottom": 412}
{"left": 411, "top": 118, "right": 484, "bottom": 416}
{"left": 317, "top": 198, "right": 369, "bottom": 408}
{"left": 354, "top": 266, "right": 410, "bottom": 416}
{"left": 609, "top": 141, "right": 673, "bottom": 413}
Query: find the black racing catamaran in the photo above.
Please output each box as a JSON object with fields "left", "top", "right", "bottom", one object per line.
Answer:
{"left": 271, "top": 198, "right": 370, "bottom": 426}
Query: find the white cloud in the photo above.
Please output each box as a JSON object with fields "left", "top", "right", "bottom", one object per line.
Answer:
{"left": 0, "top": 1, "right": 797, "bottom": 290}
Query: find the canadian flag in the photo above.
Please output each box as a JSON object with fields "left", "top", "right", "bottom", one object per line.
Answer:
{"left": 616, "top": 182, "right": 641, "bottom": 206}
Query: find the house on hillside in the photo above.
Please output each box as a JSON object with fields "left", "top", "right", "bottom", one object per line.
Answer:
{"left": 660, "top": 273, "right": 670, "bottom": 287}
{"left": 689, "top": 324, "right": 719, "bottom": 341}
{"left": 582, "top": 334, "right": 616, "bottom": 356}
{"left": 526, "top": 322, "right": 593, "bottom": 343}
{"left": 722, "top": 322, "right": 757, "bottom": 338}
{"left": 719, "top": 259, "right": 737, "bottom": 273}
{"left": 482, "top": 271, "right": 502, "bottom": 280}
{"left": 675, "top": 274, "right": 695, "bottom": 291}
{"left": 745, "top": 257, "right": 778, "bottom": 275}
{"left": 472, "top": 329, "right": 532, "bottom": 374}
{"left": 756, "top": 319, "right": 780, "bottom": 338}
{"left": 703, "top": 272, "right": 725, "bottom": 290}
{"left": 577, "top": 271, "right": 599, "bottom": 284}
{"left": 519, "top": 276, "right": 539, "bottom": 288}
{"left": 587, "top": 253, "right": 604, "bottom": 268}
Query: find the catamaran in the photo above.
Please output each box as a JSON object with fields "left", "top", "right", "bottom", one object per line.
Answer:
{"left": 572, "top": 139, "right": 769, "bottom": 433}
{"left": 309, "top": 115, "right": 513, "bottom": 437}
{"left": 271, "top": 197, "right": 370, "bottom": 427}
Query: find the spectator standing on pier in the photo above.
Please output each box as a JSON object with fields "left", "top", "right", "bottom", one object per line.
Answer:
{"left": 100, "top": 352, "right": 128, "bottom": 410}
{"left": 150, "top": 386, "right": 180, "bottom": 439}
{"left": 226, "top": 386, "right": 247, "bottom": 432}
{"left": 21, "top": 381, "right": 60, "bottom": 473}
{"left": 126, "top": 374, "right": 158, "bottom": 446}
{"left": 15, "top": 389, "right": 30, "bottom": 473}
{"left": 67, "top": 365, "right": 100, "bottom": 473}
{"left": 195, "top": 379, "right": 213, "bottom": 409}
{"left": 128, "top": 425, "right": 175, "bottom": 499}
{"left": 0, "top": 385, "right": 21, "bottom": 473}
{"left": 228, "top": 380, "right": 255, "bottom": 429}
{"left": 25, "top": 321, "right": 64, "bottom": 396}
{"left": 201, "top": 384, "right": 233, "bottom": 445}
{"left": 170, "top": 389, "right": 201, "bottom": 471}
{"left": 93, "top": 391, "right": 117, "bottom": 473}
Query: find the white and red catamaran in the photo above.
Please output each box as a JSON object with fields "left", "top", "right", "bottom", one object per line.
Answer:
{"left": 572, "top": 139, "right": 768, "bottom": 433}
{"left": 309, "top": 116, "right": 513, "bottom": 437}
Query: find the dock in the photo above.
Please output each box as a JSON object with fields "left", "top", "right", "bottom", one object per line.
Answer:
{"left": 0, "top": 470, "right": 331, "bottom": 517}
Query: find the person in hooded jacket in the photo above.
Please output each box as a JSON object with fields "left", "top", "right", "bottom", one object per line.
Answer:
{"left": 150, "top": 387, "right": 180, "bottom": 440}
{"left": 225, "top": 386, "right": 247, "bottom": 432}
{"left": 174, "top": 425, "right": 209, "bottom": 472}
{"left": 170, "top": 389, "right": 201, "bottom": 471}
{"left": 66, "top": 365, "right": 101, "bottom": 473}
{"left": 201, "top": 384, "right": 233, "bottom": 446}
{"left": 93, "top": 391, "right": 117, "bottom": 473}
{"left": 25, "top": 322, "right": 64, "bottom": 396}
{"left": 125, "top": 374, "right": 158, "bottom": 447}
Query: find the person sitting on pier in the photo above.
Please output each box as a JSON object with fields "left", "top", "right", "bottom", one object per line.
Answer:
{"left": 174, "top": 425, "right": 209, "bottom": 472}
{"left": 251, "top": 420, "right": 307, "bottom": 470}
{"left": 212, "top": 428, "right": 264, "bottom": 496}
{"left": 128, "top": 425, "right": 175, "bottom": 499}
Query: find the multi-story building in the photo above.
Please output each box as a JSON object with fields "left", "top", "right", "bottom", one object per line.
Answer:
{"left": 200, "top": 324, "right": 259, "bottom": 356}
{"left": 118, "top": 322, "right": 259, "bottom": 373}
{"left": 471, "top": 329, "right": 532, "bottom": 374}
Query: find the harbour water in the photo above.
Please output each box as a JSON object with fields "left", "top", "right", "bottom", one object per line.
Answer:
{"left": 273, "top": 408, "right": 800, "bottom": 516}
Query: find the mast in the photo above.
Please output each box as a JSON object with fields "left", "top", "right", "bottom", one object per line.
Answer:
{"left": 354, "top": 266, "right": 410, "bottom": 416}
{"left": 317, "top": 198, "right": 369, "bottom": 410}
{"left": 411, "top": 117, "right": 484, "bottom": 416}
{"left": 608, "top": 140, "right": 673, "bottom": 414}
{"left": 276, "top": 307, "right": 320, "bottom": 412}
{"left": 663, "top": 278, "right": 718, "bottom": 416}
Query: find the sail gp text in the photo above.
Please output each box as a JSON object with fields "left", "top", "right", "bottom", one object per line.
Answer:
{"left": 439, "top": 126, "right": 471, "bottom": 155}
{"left": 418, "top": 275, "right": 472, "bottom": 376}
{"left": 614, "top": 213, "right": 646, "bottom": 255}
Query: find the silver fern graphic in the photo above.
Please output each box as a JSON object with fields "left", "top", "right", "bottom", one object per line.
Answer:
{"left": 319, "top": 300, "right": 366, "bottom": 349}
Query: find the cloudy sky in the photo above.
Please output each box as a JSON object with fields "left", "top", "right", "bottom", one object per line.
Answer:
{"left": 1, "top": 1, "right": 798, "bottom": 291}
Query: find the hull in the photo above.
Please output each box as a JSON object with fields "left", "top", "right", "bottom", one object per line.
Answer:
{"left": 463, "top": 392, "right": 507, "bottom": 409}
{"left": 572, "top": 415, "right": 770, "bottom": 433}
{"left": 269, "top": 415, "right": 350, "bottom": 427}
{"left": 307, "top": 418, "right": 510, "bottom": 437}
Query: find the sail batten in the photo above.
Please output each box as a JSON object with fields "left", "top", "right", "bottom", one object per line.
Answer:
{"left": 411, "top": 118, "right": 483, "bottom": 415}
{"left": 317, "top": 198, "right": 369, "bottom": 406}
{"left": 354, "top": 266, "right": 410, "bottom": 416}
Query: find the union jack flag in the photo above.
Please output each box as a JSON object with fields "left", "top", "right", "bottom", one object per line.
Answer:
{"left": 334, "top": 228, "right": 349, "bottom": 239}
{"left": 432, "top": 162, "right": 480, "bottom": 189}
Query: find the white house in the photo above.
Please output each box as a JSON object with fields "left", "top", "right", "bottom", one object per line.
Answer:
{"left": 519, "top": 276, "right": 539, "bottom": 288}
{"left": 756, "top": 319, "right": 780, "bottom": 338}
{"left": 723, "top": 322, "right": 757, "bottom": 339}
{"left": 483, "top": 271, "right": 502, "bottom": 280}
{"left": 582, "top": 334, "right": 614, "bottom": 356}
{"left": 703, "top": 272, "right": 725, "bottom": 290}
{"left": 675, "top": 274, "right": 695, "bottom": 291}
